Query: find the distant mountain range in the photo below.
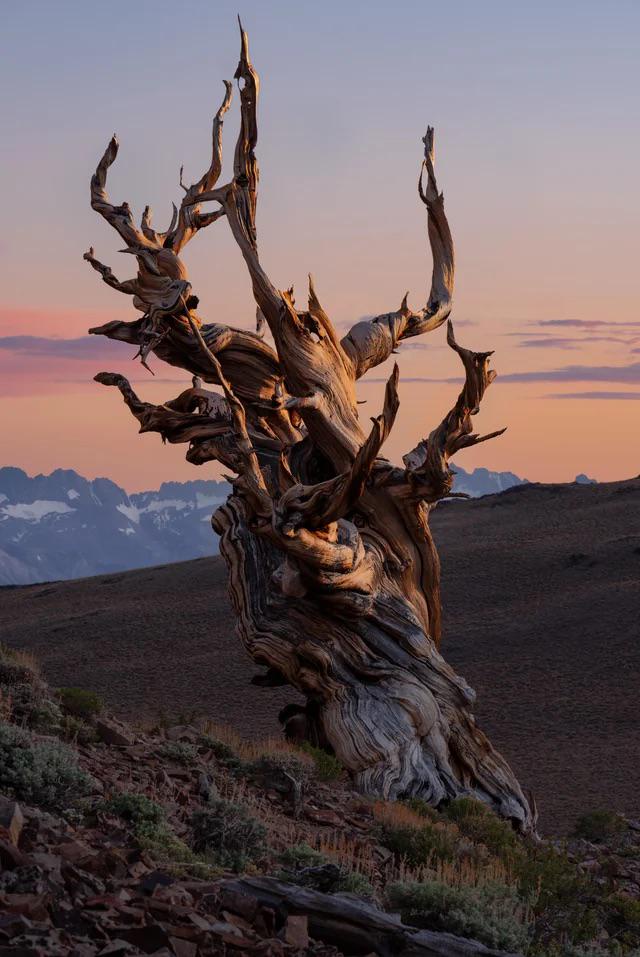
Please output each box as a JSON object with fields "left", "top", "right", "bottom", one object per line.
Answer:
{"left": 0, "top": 468, "right": 229, "bottom": 586}
{"left": 0, "top": 465, "right": 594, "bottom": 586}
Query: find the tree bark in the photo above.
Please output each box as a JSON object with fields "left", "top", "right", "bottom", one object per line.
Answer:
{"left": 87, "top": 21, "right": 534, "bottom": 831}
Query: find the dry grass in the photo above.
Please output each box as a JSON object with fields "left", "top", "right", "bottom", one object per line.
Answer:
{"left": 0, "top": 644, "right": 40, "bottom": 676}
{"left": 202, "top": 720, "right": 314, "bottom": 768}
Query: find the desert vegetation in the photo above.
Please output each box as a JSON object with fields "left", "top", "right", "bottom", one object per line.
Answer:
{"left": 0, "top": 644, "right": 639, "bottom": 955}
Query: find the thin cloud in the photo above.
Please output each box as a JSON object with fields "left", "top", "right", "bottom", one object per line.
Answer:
{"left": 546, "top": 391, "right": 640, "bottom": 400}
{"left": 518, "top": 338, "right": 578, "bottom": 350}
{"left": 517, "top": 335, "right": 636, "bottom": 349}
{"left": 0, "top": 335, "right": 132, "bottom": 360}
{"left": 366, "top": 361, "right": 640, "bottom": 385}
{"left": 533, "top": 319, "right": 640, "bottom": 330}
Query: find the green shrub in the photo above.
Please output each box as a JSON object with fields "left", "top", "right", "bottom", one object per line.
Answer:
{"left": 573, "top": 810, "right": 626, "bottom": 844}
{"left": 279, "top": 843, "right": 326, "bottom": 869}
{"left": 0, "top": 646, "right": 61, "bottom": 730}
{"left": 441, "top": 797, "right": 519, "bottom": 858}
{"left": 298, "top": 742, "right": 344, "bottom": 781}
{"left": 158, "top": 741, "right": 198, "bottom": 766}
{"left": 106, "top": 790, "right": 216, "bottom": 876}
{"left": 191, "top": 800, "right": 266, "bottom": 871}
{"left": 516, "top": 844, "right": 600, "bottom": 950}
{"left": 0, "top": 720, "right": 93, "bottom": 808}
{"left": 277, "top": 843, "right": 373, "bottom": 897}
{"left": 105, "top": 791, "right": 165, "bottom": 829}
{"left": 197, "top": 734, "right": 243, "bottom": 771}
{"left": 402, "top": 797, "right": 438, "bottom": 821}
{"left": 387, "top": 879, "right": 531, "bottom": 952}
{"left": 377, "top": 819, "right": 459, "bottom": 866}
{"left": 246, "top": 752, "right": 311, "bottom": 787}
{"left": 57, "top": 687, "right": 103, "bottom": 720}
{"left": 59, "top": 714, "right": 99, "bottom": 745}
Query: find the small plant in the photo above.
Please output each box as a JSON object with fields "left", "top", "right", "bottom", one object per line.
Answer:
{"left": 191, "top": 799, "right": 267, "bottom": 871}
{"left": 0, "top": 720, "right": 93, "bottom": 808}
{"left": 277, "top": 843, "right": 373, "bottom": 897}
{"left": 441, "top": 797, "right": 519, "bottom": 858}
{"left": 105, "top": 791, "right": 165, "bottom": 829}
{"left": 59, "top": 714, "right": 99, "bottom": 745}
{"left": 198, "top": 733, "right": 243, "bottom": 771}
{"left": 387, "top": 879, "right": 531, "bottom": 953}
{"left": 57, "top": 687, "right": 103, "bottom": 720}
{"left": 0, "top": 644, "right": 40, "bottom": 686}
{"left": 0, "top": 645, "right": 61, "bottom": 730}
{"left": 298, "top": 741, "right": 344, "bottom": 781}
{"left": 158, "top": 741, "right": 198, "bottom": 766}
{"left": 573, "top": 810, "right": 626, "bottom": 844}
{"left": 106, "top": 790, "right": 216, "bottom": 876}
{"left": 375, "top": 806, "right": 459, "bottom": 867}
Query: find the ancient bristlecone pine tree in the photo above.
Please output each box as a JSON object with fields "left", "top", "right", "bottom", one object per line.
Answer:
{"left": 87, "top": 24, "right": 533, "bottom": 830}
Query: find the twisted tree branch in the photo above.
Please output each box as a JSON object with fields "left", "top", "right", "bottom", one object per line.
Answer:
{"left": 403, "top": 321, "right": 505, "bottom": 501}
{"left": 341, "top": 127, "right": 455, "bottom": 379}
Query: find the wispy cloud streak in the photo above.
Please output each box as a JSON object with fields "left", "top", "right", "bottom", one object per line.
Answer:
{"left": 0, "top": 336, "right": 131, "bottom": 360}
{"left": 546, "top": 391, "right": 640, "bottom": 400}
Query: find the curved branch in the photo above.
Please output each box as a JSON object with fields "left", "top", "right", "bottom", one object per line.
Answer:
{"left": 83, "top": 247, "right": 141, "bottom": 297}
{"left": 341, "top": 127, "right": 455, "bottom": 378}
{"left": 90, "top": 136, "right": 151, "bottom": 250}
{"left": 167, "top": 81, "right": 233, "bottom": 253}
{"left": 403, "top": 321, "right": 505, "bottom": 501}
{"left": 93, "top": 371, "right": 281, "bottom": 474}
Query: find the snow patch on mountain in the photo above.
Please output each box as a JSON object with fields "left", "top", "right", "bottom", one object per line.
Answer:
{"left": 1, "top": 501, "right": 75, "bottom": 521}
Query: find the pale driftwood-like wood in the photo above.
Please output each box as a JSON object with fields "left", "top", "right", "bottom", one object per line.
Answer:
{"left": 88, "top": 23, "right": 534, "bottom": 831}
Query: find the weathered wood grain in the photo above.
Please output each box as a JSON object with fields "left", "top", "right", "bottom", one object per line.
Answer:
{"left": 88, "top": 22, "right": 533, "bottom": 831}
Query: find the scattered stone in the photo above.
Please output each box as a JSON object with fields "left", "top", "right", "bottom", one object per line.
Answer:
{"left": 281, "top": 913, "right": 309, "bottom": 948}
{"left": 95, "top": 719, "right": 133, "bottom": 747}
{"left": 0, "top": 799, "right": 25, "bottom": 847}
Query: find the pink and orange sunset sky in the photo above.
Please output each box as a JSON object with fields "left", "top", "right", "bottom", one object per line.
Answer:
{"left": 1, "top": 0, "right": 639, "bottom": 491}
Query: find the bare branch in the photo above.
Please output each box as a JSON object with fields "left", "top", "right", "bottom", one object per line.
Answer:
{"left": 90, "top": 136, "right": 150, "bottom": 249}
{"left": 341, "top": 127, "right": 454, "bottom": 378}
{"left": 83, "top": 247, "right": 141, "bottom": 296}
{"left": 167, "top": 81, "right": 233, "bottom": 252}
{"left": 403, "top": 321, "right": 505, "bottom": 501}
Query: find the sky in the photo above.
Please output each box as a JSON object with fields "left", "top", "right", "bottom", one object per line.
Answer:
{"left": 1, "top": 0, "right": 639, "bottom": 491}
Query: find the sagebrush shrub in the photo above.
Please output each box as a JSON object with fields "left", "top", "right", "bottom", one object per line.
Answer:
{"left": 441, "top": 797, "right": 519, "bottom": 857}
{"left": 191, "top": 800, "right": 266, "bottom": 871}
{"left": 377, "top": 818, "right": 459, "bottom": 866}
{"left": 277, "top": 843, "right": 373, "bottom": 897}
{"left": 158, "top": 741, "right": 198, "bottom": 766}
{"left": 573, "top": 809, "right": 626, "bottom": 843}
{"left": 387, "top": 879, "right": 531, "bottom": 952}
{"left": 0, "top": 721, "right": 92, "bottom": 808}
{"left": 57, "top": 687, "right": 103, "bottom": 720}
{"left": 105, "top": 792, "right": 165, "bottom": 829}
{"left": 298, "top": 742, "right": 344, "bottom": 781}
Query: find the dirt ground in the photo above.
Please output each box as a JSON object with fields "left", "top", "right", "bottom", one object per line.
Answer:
{"left": 1, "top": 477, "right": 638, "bottom": 834}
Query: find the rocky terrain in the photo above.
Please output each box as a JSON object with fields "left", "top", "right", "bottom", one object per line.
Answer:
{"left": 1, "top": 478, "right": 638, "bottom": 836}
{"left": 0, "top": 466, "right": 530, "bottom": 586}
{"left": 1, "top": 644, "right": 639, "bottom": 956}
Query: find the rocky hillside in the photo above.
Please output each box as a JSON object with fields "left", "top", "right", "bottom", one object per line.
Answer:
{"left": 1, "top": 644, "right": 639, "bottom": 956}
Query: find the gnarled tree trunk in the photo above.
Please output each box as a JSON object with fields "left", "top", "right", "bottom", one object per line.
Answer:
{"left": 86, "top": 22, "right": 534, "bottom": 831}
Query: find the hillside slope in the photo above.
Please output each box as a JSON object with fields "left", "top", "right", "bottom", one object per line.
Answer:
{"left": 1, "top": 478, "right": 638, "bottom": 833}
